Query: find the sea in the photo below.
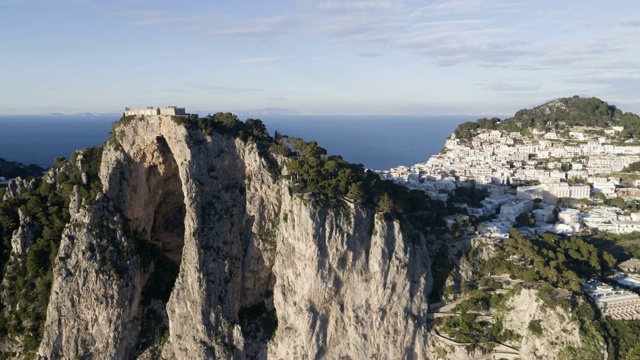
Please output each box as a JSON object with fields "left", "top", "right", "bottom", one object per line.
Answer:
{"left": 0, "top": 114, "right": 476, "bottom": 171}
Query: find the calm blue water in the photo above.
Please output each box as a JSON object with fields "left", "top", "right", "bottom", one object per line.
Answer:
{"left": 0, "top": 115, "right": 115, "bottom": 169}
{"left": 258, "top": 115, "right": 468, "bottom": 169}
{"left": 0, "top": 114, "right": 472, "bottom": 170}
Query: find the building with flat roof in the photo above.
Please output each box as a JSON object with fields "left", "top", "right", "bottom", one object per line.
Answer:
{"left": 124, "top": 106, "right": 187, "bottom": 116}
{"left": 584, "top": 280, "right": 640, "bottom": 320}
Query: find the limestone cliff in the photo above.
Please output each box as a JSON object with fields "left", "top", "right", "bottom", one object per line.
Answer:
{"left": 34, "top": 115, "right": 434, "bottom": 359}
{"left": 1, "top": 111, "right": 616, "bottom": 360}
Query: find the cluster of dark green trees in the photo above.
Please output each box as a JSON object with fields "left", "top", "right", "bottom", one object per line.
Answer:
{"left": 284, "top": 135, "right": 438, "bottom": 213}
{"left": 478, "top": 230, "right": 616, "bottom": 292}
{"left": 434, "top": 312, "right": 520, "bottom": 351}
{"left": 622, "top": 160, "right": 640, "bottom": 172}
{"left": 433, "top": 226, "right": 636, "bottom": 357}
{"left": 452, "top": 96, "right": 640, "bottom": 143}
{"left": 509, "top": 96, "right": 619, "bottom": 130}
{"left": 453, "top": 117, "right": 501, "bottom": 140}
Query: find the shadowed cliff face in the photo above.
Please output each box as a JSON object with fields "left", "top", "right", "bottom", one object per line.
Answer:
{"left": 37, "top": 115, "right": 435, "bottom": 360}
{"left": 129, "top": 135, "right": 186, "bottom": 264}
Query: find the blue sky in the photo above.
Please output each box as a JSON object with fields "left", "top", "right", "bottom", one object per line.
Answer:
{"left": 1, "top": 0, "right": 639, "bottom": 115}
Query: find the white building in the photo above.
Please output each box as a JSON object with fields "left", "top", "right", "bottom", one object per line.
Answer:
{"left": 558, "top": 208, "right": 581, "bottom": 228}
{"left": 499, "top": 199, "right": 534, "bottom": 222}
{"left": 532, "top": 207, "right": 555, "bottom": 224}
{"left": 549, "top": 183, "right": 591, "bottom": 199}
{"left": 569, "top": 132, "right": 585, "bottom": 141}
{"left": 124, "top": 106, "right": 187, "bottom": 116}
{"left": 544, "top": 132, "right": 559, "bottom": 140}
{"left": 584, "top": 280, "right": 640, "bottom": 320}
{"left": 590, "top": 178, "right": 617, "bottom": 197}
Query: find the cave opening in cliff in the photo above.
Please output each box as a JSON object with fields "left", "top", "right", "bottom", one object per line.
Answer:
{"left": 148, "top": 136, "right": 186, "bottom": 265}
{"left": 136, "top": 135, "right": 186, "bottom": 355}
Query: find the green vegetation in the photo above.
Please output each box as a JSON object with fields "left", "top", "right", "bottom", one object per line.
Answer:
{"left": 617, "top": 112, "right": 640, "bottom": 140}
{"left": 453, "top": 118, "right": 501, "bottom": 140}
{"left": 429, "top": 224, "right": 640, "bottom": 358}
{"left": 453, "top": 289, "right": 501, "bottom": 314}
{"left": 602, "top": 319, "right": 640, "bottom": 359}
{"left": 283, "top": 135, "right": 447, "bottom": 230}
{"left": 515, "top": 212, "right": 536, "bottom": 227}
{"left": 429, "top": 245, "right": 453, "bottom": 302}
{"left": 435, "top": 313, "right": 520, "bottom": 350}
{"left": 0, "top": 146, "right": 103, "bottom": 355}
{"left": 449, "top": 185, "right": 488, "bottom": 208}
{"left": 446, "top": 230, "right": 616, "bottom": 303}
{"left": 622, "top": 160, "right": 640, "bottom": 173}
{"left": 528, "top": 319, "right": 543, "bottom": 336}
{"left": 451, "top": 96, "right": 640, "bottom": 143}
{"left": 583, "top": 231, "right": 640, "bottom": 263}
{"left": 497, "top": 230, "right": 615, "bottom": 290}
{"left": 502, "top": 96, "right": 619, "bottom": 132}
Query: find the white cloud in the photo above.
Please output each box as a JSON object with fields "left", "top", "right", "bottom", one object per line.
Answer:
{"left": 311, "top": 0, "right": 398, "bottom": 12}
{"left": 411, "top": 0, "right": 529, "bottom": 17}
{"left": 116, "top": 9, "right": 297, "bottom": 41}
{"left": 618, "top": 18, "right": 640, "bottom": 27}
{"left": 111, "top": 2, "right": 640, "bottom": 73}
{"left": 411, "top": 19, "right": 485, "bottom": 29}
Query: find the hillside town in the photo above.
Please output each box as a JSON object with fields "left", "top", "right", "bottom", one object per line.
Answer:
{"left": 378, "top": 121, "right": 640, "bottom": 320}
{"left": 378, "top": 125, "right": 640, "bottom": 237}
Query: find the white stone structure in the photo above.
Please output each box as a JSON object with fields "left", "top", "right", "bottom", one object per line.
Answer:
{"left": 584, "top": 280, "right": 640, "bottom": 320}
{"left": 499, "top": 199, "right": 534, "bottom": 222}
{"left": 124, "top": 106, "right": 187, "bottom": 116}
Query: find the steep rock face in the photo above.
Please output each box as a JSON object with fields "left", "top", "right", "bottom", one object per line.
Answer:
{"left": 503, "top": 288, "right": 582, "bottom": 359}
{"left": 270, "top": 198, "right": 432, "bottom": 359}
{"left": 38, "top": 195, "right": 143, "bottom": 359}
{"left": 427, "top": 285, "right": 603, "bottom": 360}
{"left": 38, "top": 115, "right": 434, "bottom": 359}
{"left": 10, "top": 208, "right": 40, "bottom": 255}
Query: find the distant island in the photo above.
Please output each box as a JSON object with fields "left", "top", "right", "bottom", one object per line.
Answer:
{"left": 0, "top": 158, "right": 44, "bottom": 186}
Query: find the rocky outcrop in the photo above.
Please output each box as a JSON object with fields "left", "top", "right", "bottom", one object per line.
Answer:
{"left": 503, "top": 288, "right": 582, "bottom": 359}
{"left": 2, "top": 177, "right": 36, "bottom": 201}
{"left": 10, "top": 208, "right": 39, "bottom": 255}
{"left": 38, "top": 195, "right": 143, "bottom": 359}
{"left": 427, "top": 285, "right": 606, "bottom": 360}
{"left": 37, "top": 115, "right": 434, "bottom": 359}
{"left": 269, "top": 201, "right": 432, "bottom": 359}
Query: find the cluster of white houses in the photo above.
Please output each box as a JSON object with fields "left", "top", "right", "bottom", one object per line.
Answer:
{"left": 377, "top": 125, "right": 640, "bottom": 236}
{"left": 380, "top": 122, "right": 640, "bottom": 321}
{"left": 124, "top": 106, "right": 187, "bottom": 116}
{"left": 391, "top": 126, "right": 640, "bottom": 186}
